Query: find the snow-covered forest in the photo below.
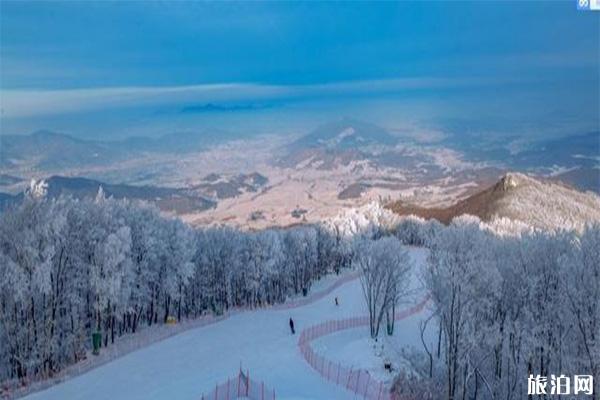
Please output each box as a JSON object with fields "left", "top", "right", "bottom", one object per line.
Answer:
{"left": 0, "top": 193, "right": 351, "bottom": 384}
{"left": 1, "top": 194, "right": 598, "bottom": 399}
{"left": 391, "top": 216, "right": 600, "bottom": 399}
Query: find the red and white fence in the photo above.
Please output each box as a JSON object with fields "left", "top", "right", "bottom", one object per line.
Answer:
{"left": 198, "top": 272, "right": 362, "bottom": 400}
{"left": 298, "top": 297, "right": 430, "bottom": 400}
{"left": 201, "top": 368, "right": 276, "bottom": 400}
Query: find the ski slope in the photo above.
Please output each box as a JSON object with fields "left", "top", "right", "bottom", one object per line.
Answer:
{"left": 22, "top": 248, "right": 429, "bottom": 400}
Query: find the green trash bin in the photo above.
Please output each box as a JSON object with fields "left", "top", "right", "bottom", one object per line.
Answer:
{"left": 92, "top": 331, "right": 102, "bottom": 355}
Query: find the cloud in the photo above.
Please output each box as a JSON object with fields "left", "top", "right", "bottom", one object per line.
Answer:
{"left": 0, "top": 83, "right": 283, "bottom": 118}
{"left": 0, "top": 77, "right": 496, "bottom": 119}
{"left": 180, "top": 102, "right": 278, "bottom": 114}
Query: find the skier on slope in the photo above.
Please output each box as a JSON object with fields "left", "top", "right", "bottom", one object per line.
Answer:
{"left": 335, "top": 297, "right": 339, "bottom": 306}
{"left": 289, "top": 317, "right": 295, "bottom": 334}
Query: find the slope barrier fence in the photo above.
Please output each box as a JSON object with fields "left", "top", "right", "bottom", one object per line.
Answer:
{"left": 7, "top": 269, "right": 359, "bottom": 399}
{"left": 201, "top": 368, "right": 276, "bottom": 400}
{"left": 298, "top": 296, "right": 430, "bottom": 400}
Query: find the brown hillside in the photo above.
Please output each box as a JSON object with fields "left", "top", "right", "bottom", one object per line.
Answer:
{"left": 386, "top": 174, "right": 526, "bottom": 224}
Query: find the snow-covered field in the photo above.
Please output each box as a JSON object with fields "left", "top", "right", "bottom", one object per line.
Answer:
{"left": 22, "top": 248, "right": 429, "bottom": 400}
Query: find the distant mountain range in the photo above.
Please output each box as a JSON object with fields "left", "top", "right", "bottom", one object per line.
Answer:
{"left": 278, "top": 118, "right": 599, "bottom": 193}
{"left": 508, "top": 131, "right": 600, "bottom": 193}
{"left": 289, "top": 118, "right": 397, "bottom": 150}
{"left": 0, "top": 131, "right": 125, "bottom": 169}
{"left": 1, "top": 122, "right": 598, "bottom": 198}
{"left": 0, "top": 129, "right": 231, "bottom": 169}
{"left": 387, "top": 173, "right": 600, "bottom": 231}
{"left": 440, "top": 130, "right": 600, "bottom": 192}
{"left": 278, "top": 118, "right": 399, "bottom": 170}
{"left": 0, "top": 174, "right": 23, "bottom": 186}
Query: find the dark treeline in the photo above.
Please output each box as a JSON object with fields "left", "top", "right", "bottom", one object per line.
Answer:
{"left": 0, "top": 194, "right": 351, "bottom": 384}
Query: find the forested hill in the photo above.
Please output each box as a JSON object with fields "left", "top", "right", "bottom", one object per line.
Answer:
{"left": 387, "top": 172, "right": 600, "bottom": 231}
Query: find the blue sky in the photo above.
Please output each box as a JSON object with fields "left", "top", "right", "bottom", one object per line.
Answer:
{"left": 0, "top": 1, "right": 598, "bottom": 139}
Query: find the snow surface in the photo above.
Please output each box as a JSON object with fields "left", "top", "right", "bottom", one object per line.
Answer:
{"left": 312, "top": 311, "right": 434, "bottom": 387}
{"left": 312, "top": 247, "right": 433, "bottom": 387}
{"left": 22, "top": 248, "right": 429, "bottom": 400}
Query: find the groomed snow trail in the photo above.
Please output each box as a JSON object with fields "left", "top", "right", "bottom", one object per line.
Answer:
{"left": 22, "top": 248, "right": 429, "bottom": 400}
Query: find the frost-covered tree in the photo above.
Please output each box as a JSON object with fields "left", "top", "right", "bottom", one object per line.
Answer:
{"left": 0, "top": 195, "right": 355, "bottom": 385}
{"left": 393, "top": 214, "right": 600, "bottom": 400}
{"left": 354, "top": 236, "right": 412, "bottom": 338}
{"left": 561, "top": 224, "right": 600, "bottom": 397}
